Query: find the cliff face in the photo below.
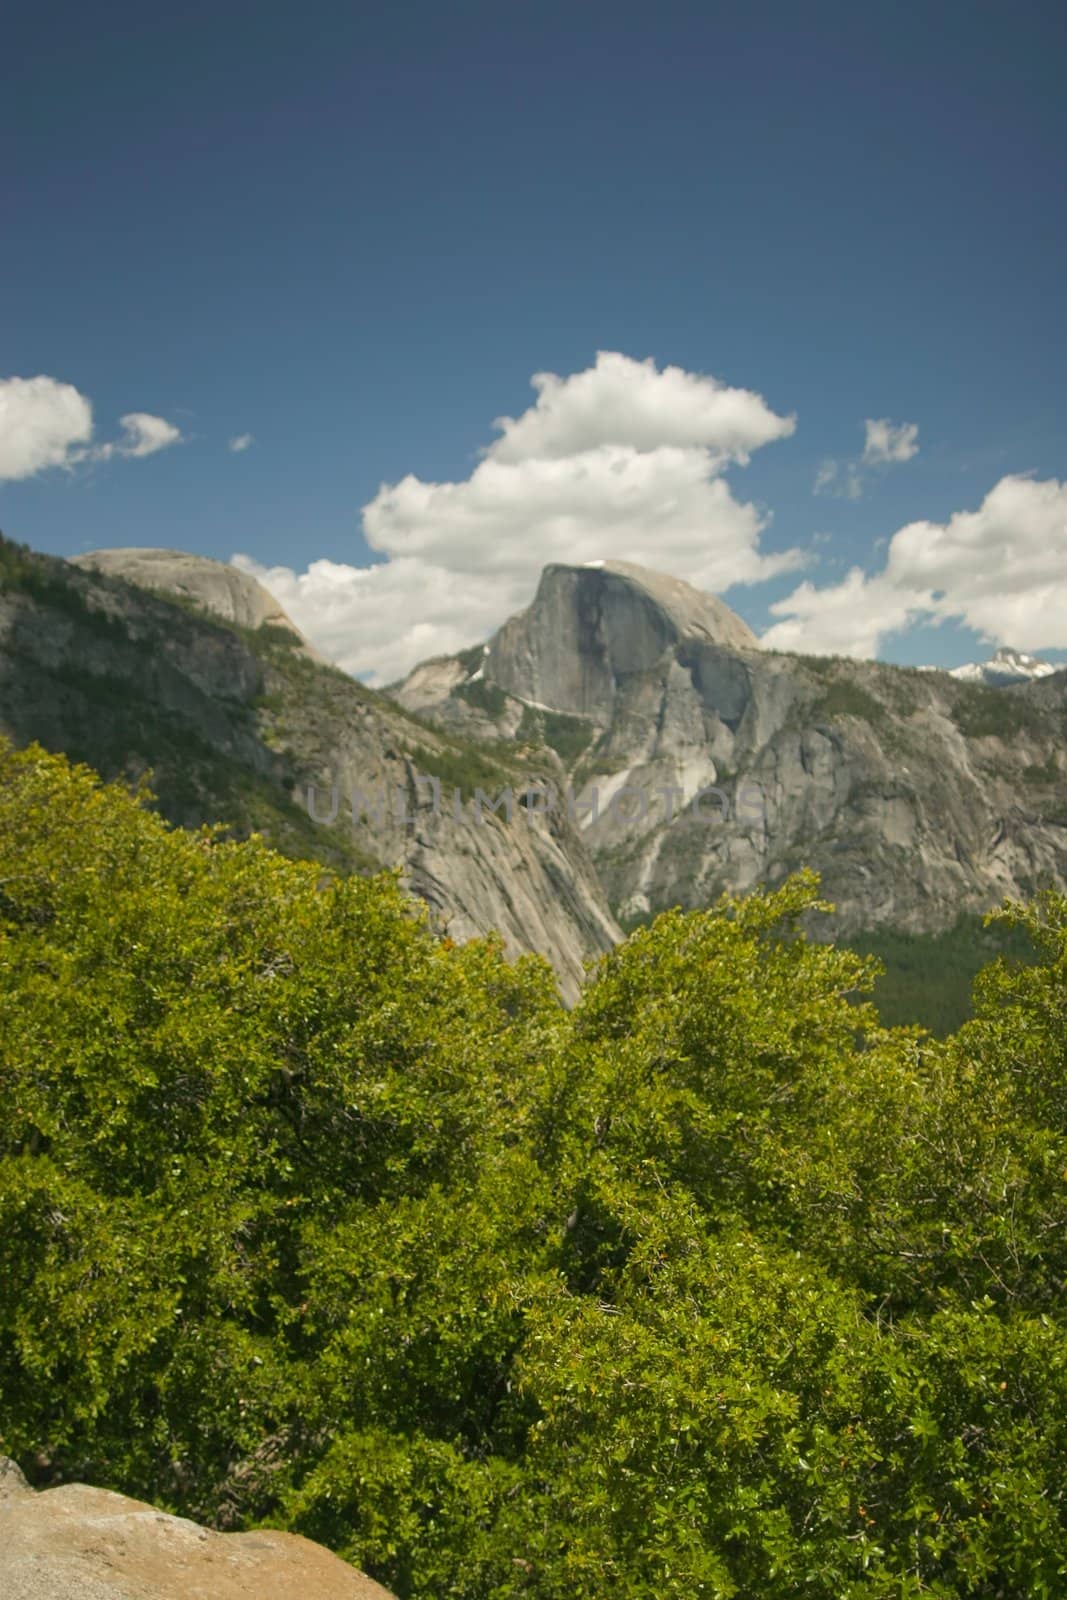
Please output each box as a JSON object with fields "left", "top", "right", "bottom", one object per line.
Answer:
{"left": 0, "top": 539, "right": 618, "bottom": 1002}
{"left": 485, "top": 560, "right": 760, "bottom": 722}
{"left": 393, "top": 560, "right": 1067, "bottom": 937}
{"left": 4, "top": 536, "right": 1065, "bottom": 985}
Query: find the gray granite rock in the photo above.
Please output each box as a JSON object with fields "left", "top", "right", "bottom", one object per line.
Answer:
{"left": 70, "top": 549, "right": 323, "bottom": 659}
{"left": 1, "top": 546, "right": 619, "bottom": 1002}
{"left": 392, "top": 559, "right": 1067, "bottom": 940}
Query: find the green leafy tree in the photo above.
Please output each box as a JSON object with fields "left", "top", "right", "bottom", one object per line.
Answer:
{"left": 2, "top": 740, "right": 1065, "bottom": 1597}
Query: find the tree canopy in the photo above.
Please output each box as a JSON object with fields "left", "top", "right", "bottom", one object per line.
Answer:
{"left": 1, "top": 739, "right": 1065, "bottom": 1597}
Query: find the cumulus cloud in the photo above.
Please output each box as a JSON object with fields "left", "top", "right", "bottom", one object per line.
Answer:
{"left": 762, "top": 570, "right": 921, "bottom": 658}
{"left": 815, "top": 416, "right": 919, "bottom": 498}
{"left": 0, "top": 373, "right": 182, "bottom": 478}
{"left": 863, "top": 417, "right": 920, "bottom": 465}
{"left": 765, "top": 474, "right": 1067, "bottom": 657}
{"left": 236, "top": 352, "right": 801, "bottom": 683}
{"left": 362, "top": 444, "right": 791, "bottom": 588}
{"left": 0, "top": 375, "right": 93, "bottom": 481}
{"left": 229, "top": 433, "right": 254, "bottom": 453}
{"left": 231, "top": 553, "right": 515, "bottom": 687}
{"left": 488, "top": 350, "right": 794, "bottom": 467}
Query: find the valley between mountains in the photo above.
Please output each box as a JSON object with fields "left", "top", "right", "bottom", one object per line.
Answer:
{"left": 2, "top": 534, "right": 1064, "bottom": 1016}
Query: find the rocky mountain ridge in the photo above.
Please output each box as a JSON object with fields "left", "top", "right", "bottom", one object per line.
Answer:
{"left": 71, "top": 547, "right": 324, "bottom": 656}
{"left": 3, "top": 533, "right": 1065, "bottom": 983}
{"left": 0, "top": 536, "right": 618, "bottom": 1002}
{"left": 944, "top": 646, "right": 1060, "bottom": 687}
{"left": 393, "top": 560, "right": 1067, "bottom": 938}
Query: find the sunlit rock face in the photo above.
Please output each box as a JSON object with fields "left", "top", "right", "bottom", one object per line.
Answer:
{"left": 2, "top": 542, "right": 620, "bottom": 1004}
{"left": 393, "top": 560, "right": 1067, "bottom": 940}
{"left": 0, "top": 1456, "right": 396, "bottom": 1599}
{"left": 71, "top": 548, "right": 323, "bottom": 656}
{"left": 486, "top": 560, "right": 760, "bottom": 721}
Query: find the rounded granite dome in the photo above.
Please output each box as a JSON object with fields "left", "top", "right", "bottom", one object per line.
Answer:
{"left": 69, "top": 548, "right": 321, "bottom": 655}
{"left": 484, "top": 558, "right": 759, "bottom": 719}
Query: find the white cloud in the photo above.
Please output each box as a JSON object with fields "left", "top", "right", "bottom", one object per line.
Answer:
{"left": 762, "top": 569, "right": 922, "bottom": 657}
{"left": 362, "top": 443, "right": 795, "bottom": 589}
{"left": 488, "top": 351, "right": 794, "bottom": 467}
{"left": 815, "top": 416, "right": 919, "bottom": 499}
{"left": 0, "top": 375, "right": 93, "bottom": 481}
{"left": 237, "top": 352, "right": 802, "bottom": 683}
{"left": 863, "top": 417, "right": 920, "bottom": 465}
{"left": 93, "top": 412, "right": 183, "bottom": 461}
{"left": 765, "top": 474, "right": 1067, "bottom": 657}
{"left": 0, "top": 374, "right": 182, "bottom": 478}
{"left": 120, "top": 413, "right": 182, "bottom": 457}
{"left": 231, "top": 553, "right": 516, "bottom": 686}
{"left": 229, "top": 433, "right": 254, "bottom": 453}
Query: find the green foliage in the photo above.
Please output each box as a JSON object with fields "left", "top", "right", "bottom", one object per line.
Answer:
{"left": 456, "top": 677, "right": 510, "bottom": 718}
{"left": 2, "top": 747, "right": 1067, "bottom": 1597}
{"left": 811, "top": 679, "right": 886, "bottom": 725}
{"left": 406, "top": 740, "right": 519, "bottom": 800}
{"left": 847, "top": 914, "right": 1039, "bottom": 1035}
{"left": 506, "top": 701, "right": 596, "bottom": 767}
{"left": 802, "top": 658, "right": 926, "bottom": 727}
{"left": 0, "top": 534, "right": 148, "bottom": 650}
{"left": 1022, "top": 753, "right": 1061, "bottom": 787}
{"left": 256, "top": 621, "right": 304, "bottom": 651}
{"left": 536, "top": 708, "right": 596, "bottom": 766}
{"left": 455, "top": 643, "right": 488, "bottom": 674}
{"left": 0, "top": 532, "right": 406, "bottom": 875}
{"left": 952, "top": 683, "right": 1044, "bottom": 740}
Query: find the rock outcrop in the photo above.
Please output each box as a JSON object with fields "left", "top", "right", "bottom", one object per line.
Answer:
{"left": 0, "top": 537, "right": 619, "bottom": 1001}
{"left": 0, "top": 1456, "right": 393, "bottom": 1599}
{"left": 392, "top": 560, "right": 1067, "bottom": 939}
{"left": 5, "top": 534, "right": 1065, "bottom": 976}
{"left": 485, "top": 560, "right": 759, "bottom": 722}
{"left": 71, "top": 549, "right": 323, "bottom": 659}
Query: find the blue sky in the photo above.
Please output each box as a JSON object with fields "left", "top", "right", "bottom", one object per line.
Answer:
{"left": 3, "top": 0, "right": 1065, "bottom": 681}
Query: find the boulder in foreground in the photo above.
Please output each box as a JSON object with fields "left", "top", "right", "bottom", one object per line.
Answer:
{"left": 0, "top": 1457, "right": 395, "bottom": 1600}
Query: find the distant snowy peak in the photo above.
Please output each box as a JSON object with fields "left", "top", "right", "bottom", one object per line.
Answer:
{"left": 948, "top": 648, "right": 1057, "bottom": 687}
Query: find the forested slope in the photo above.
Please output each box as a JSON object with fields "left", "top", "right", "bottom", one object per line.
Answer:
{"left": 1, "top": 740, "right": 1066, "bottom": 1598}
